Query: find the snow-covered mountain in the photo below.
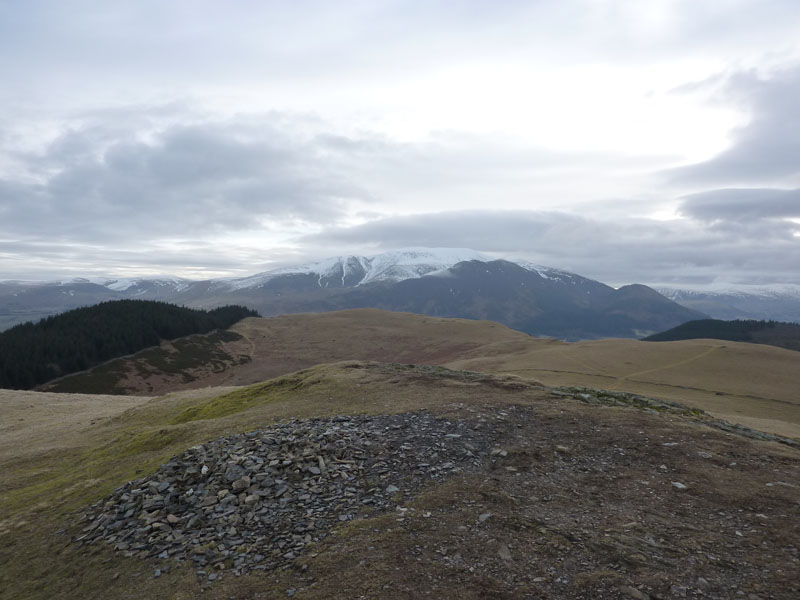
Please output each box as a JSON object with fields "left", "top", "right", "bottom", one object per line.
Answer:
{"left": 0, "top": 247, "right": 717, "bottom": 337}
{"left": 221, "top": 248, "right": 492, "bottom": 290}
{"left": 0, "top": 276, "right": 197, "bottom": 331}
{"left": 514, "top": 261, "right": 588, "bottom": 286}
{"left": 658, "top": 286, "right": 800, "bottom": 323}
{"left": 69, "top": 277, "right": 193, "bottom": 294}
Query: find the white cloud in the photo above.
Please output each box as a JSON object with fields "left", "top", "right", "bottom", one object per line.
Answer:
{"left": 0, "top": 1, "right": 799, "bottom": 284}
{"left": 668, "top": 66, "right": 800, "bottom": 186}
{"left": 302, "top": 209, "right": 800, "bottom": 287}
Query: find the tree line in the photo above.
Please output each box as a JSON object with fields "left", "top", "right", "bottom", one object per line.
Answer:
{"left": 642, "top": 319, "right": 778, "bottom": 342}
{"left": 0, "top": 300, "right": 259, "bottom": 389}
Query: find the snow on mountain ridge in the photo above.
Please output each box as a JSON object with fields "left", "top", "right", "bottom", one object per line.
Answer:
{"left": 658, "top": 284, "right": 800, "bottom": 300}
{"left": 65, "top": 277, "right": 192, "bottom": 292}
{"left": 361, "top": 248, "right": 491, "bottom": 284}
{"left": 226, "top": 248, "right": 492, "bottom": 289}
{"left": 514, "top": 260, "right": 586, "bottom": 284}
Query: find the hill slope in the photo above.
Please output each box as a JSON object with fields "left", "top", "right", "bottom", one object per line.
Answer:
{"left": 1, "top": 362, "right": 798, "bottom": 599}
{"left": 0, "top": 300, "right": 258, "bottom": 389}
{"left": 44, "top": 310, "right": 800, "bottom": 439}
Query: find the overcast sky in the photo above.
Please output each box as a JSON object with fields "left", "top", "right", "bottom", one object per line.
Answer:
{"left": 1, "top": 0, "right": 799, "bottom": 287}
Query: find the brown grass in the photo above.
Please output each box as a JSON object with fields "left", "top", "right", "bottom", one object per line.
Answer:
{"left": 43, "top": 310, "right": 800, "bottom": 438}
{"left": 223, "top": 311, "right": 800, "bottom": 438}
{"left": 0, "top": 363, "right": 543, "bottom": 600}
{"left": 449, "top": 336, "right": 800, "bottom": 437}
{"left": 1, "top": 358, "right": 799, "bottom": 599}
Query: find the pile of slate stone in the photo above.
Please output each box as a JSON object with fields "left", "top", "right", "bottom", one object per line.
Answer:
{"left": 76, "top": 409, "right": 521, "bottom": 578}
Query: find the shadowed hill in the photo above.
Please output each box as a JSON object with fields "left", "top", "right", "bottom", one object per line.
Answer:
{"left": 0, "top": 300, "right": 258, "bottom": 389}
{"left": 643, "top": 318, "right": 800, "bottom": 352}
{"left": 41, "top": 310, "right": 536, "bottom": 394}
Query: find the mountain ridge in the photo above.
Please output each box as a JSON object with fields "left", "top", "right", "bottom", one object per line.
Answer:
{"left": 657, "top": 286, "right": 800, "bottom": 323}
{"left": 0, "top": 248, "right": 703, "bottom": 338}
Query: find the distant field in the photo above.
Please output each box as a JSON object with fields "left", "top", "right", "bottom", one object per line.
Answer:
{"left": 217, "top": 312, "right": 800, "bottom": 438}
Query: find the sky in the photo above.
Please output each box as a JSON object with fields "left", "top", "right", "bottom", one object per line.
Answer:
{"left": 1, "top": 0, "right": 799, "bottom": 288}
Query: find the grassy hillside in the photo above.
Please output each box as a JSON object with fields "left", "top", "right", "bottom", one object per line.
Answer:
{"left": 0, "top": 300, "right": 258, "bottom": 389}
{"left": 2, "top": 309, "right": 799, "bottom": 598}
{"left": 642, "top": 318, "right": 800, "bottom": 352}
{"left": 45, "top": 310, "right": 800, "bottom": 439}
{"left": 41, "top": 329, "right": 251, "bottom": 395}
{"left": 1, "top": 362, "right": 798, "bottom": 599}
{"left": 42, "top": 310, "right": 537, "bottom": 396}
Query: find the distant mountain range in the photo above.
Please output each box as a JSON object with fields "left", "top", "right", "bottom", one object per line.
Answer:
{"left": 657, "top": 286, "right": 800, "bottom": 324}
{"left": 1, "top": 247, "right": 706, "bottom": 339}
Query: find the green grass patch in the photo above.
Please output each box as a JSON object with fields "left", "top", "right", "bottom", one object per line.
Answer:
{"left": 170, "top": 372, "right": 310, "bottom": 424}
{"left": 0, "top": 424, "right": 200, "bottom": 518}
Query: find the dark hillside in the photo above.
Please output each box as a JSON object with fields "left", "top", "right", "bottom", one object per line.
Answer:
{"left": 0, "top": 300, "right": 258, "bottom": 389}
{"left": 642, "top": 318, "right": 800, "bottom": 352}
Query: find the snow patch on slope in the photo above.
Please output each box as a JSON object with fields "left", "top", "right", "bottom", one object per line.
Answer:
{"left": 515, "top": 261, "right": 582, "bottom": 284}
{"left": 361, "top": 248, "right": 490, "bottom": 284}
{"left": 226, "top": 248, "right": 491, "bottom": 289}
{"left": 658, "top": 284, "right": 800, "bottom": 300}
{"left": 67, "top": 277, "right": 192, "bottom": 292}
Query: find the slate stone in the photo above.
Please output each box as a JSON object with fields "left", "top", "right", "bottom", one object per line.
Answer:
{"left": 75, "top": 408, "right": 531, "bottom": 579}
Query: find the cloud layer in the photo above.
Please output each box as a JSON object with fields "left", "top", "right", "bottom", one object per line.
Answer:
{"left": 0, "top": 2, "right": 799, "bottom": 286}
{"left": 302, "top": 209, "right": 800, "bottom": 287}
{"left": 1, "top": 119, "right": 361, "bottom": 242}
{"left": 669, "top": 67, "right": 800, "bottom": 187}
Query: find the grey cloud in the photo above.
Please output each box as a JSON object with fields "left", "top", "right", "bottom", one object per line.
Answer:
{"left": 309, "top": 129, "right": 670, "bottom": 215}
{"left": 3, "top": 1, "right": 799, "bottom": 101}
{"left": 302, "top": 210, "right": 800, "bottom": 287}
{"left": 0, "top": 118, "right": 362, "bottom": 243}
{"left": 0, "top": 109, "right": 673, "bottom": 279}
{"left": 669, "top": 66, "right": 800, "bottom": 186}
{"left": 679, "top": 188, "right": 800, "bottom": 222}
{"left": 0, "top": 237, "right": 265, "bottom": 281}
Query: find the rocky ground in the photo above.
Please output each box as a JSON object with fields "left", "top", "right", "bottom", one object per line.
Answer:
{"left": 76, "top": 409, "right": 526, "bottom": 578}
{"left": 73, "top": 386, "right": 800, "bottom": 599}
